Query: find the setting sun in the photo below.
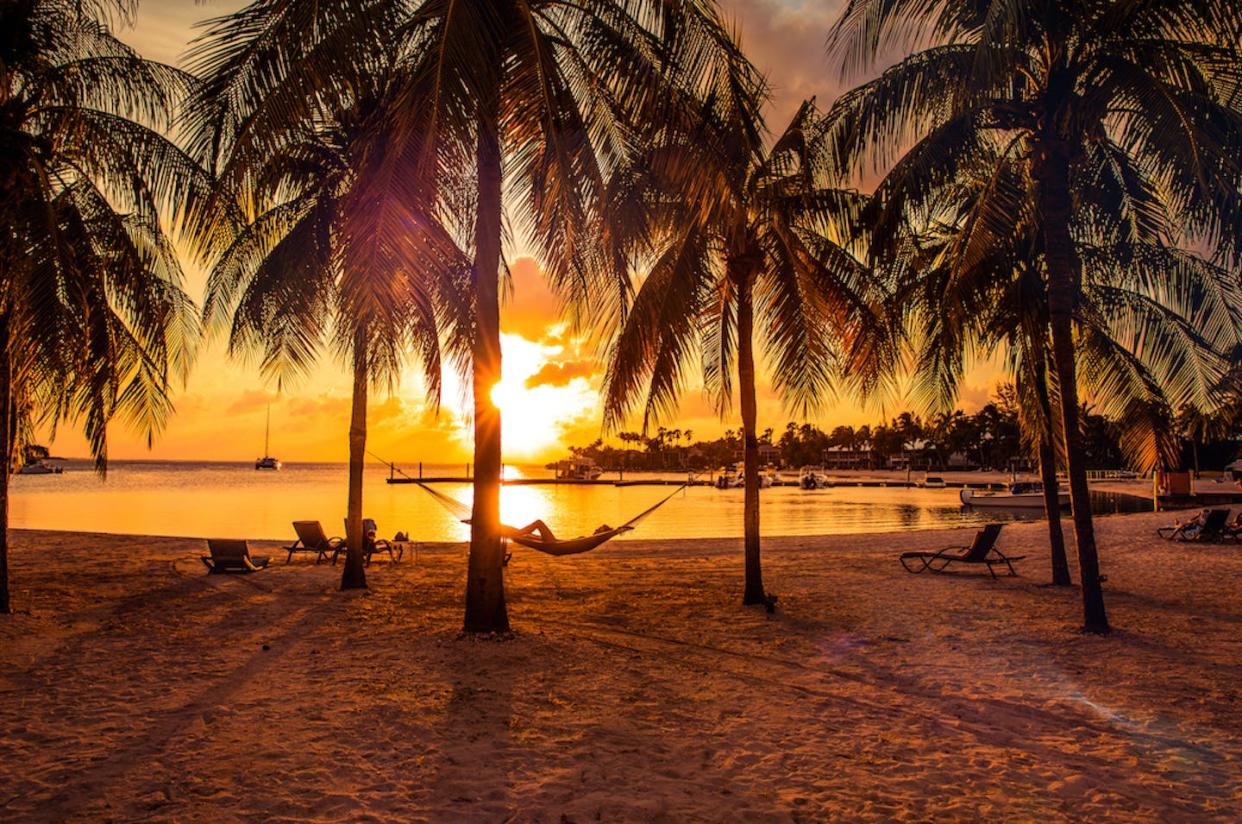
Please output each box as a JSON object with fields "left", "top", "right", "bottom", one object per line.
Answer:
{"left": 436, "top": 332, "right": 599, "bottom": 462}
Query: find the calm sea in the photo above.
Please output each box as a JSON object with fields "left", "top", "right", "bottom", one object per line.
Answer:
{"left": 7, "top": 460, "right": 1149, "bottom": 543}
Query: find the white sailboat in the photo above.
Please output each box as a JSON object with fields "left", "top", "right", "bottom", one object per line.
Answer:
{"left": 255, "top": 405, "right": 281, "bottom": 470}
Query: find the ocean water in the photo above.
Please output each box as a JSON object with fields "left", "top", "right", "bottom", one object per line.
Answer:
{"left": 7, "top": 460, "right": 1148, "bottom": 543}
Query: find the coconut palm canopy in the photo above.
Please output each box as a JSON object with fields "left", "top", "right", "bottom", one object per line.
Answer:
{"left": 0, "top": 0, "right": 211, "bottom": 612}
{"left": 600, "top": 51, "right": 885, "bottom": 604}
{"left": 2, "top": 0, "right": 207, "bottom": 461}
{"left": 180, "top": 0, "right": 742, "bottom": 630}
{"left": 886, "top": 147, "right": 1242, "bottom": 472}
{"left": 823, "top": 0, "right": 1242, "bottom": 633}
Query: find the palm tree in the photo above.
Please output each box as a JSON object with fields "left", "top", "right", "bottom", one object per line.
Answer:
{"left": 1175, "top": 405, "right": 1228, "bottom": 476}
{"left": 184, "top": 34, "right": 460, "bottom": 590}
{"left": 603, "top": 66, "right": 880, "bottom": 606}
{"left": 826, "top": 0, "right": 1242, "bottom": 633}
{"left": 181, "top": 0, "right": 734, "bottom": 632}
{"left": 389, "top": 2, "right": 744, "bottom": 632}
{"left": 0, "top": 0, "right": 208, "bottom": 613}
{"left": 878, "top": 143, "right": 1241, "bottom": 592}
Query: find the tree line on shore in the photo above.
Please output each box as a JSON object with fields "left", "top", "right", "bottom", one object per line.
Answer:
{"left": 3, "top": 0, "right": 1241, "bottom": 638}
{"left": 567, "top": 386, "right": 1242, "bottom": 475}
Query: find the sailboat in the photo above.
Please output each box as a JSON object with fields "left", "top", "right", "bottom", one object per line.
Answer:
{"left": 255, "top": 405, "right": 281, "bottom": 470}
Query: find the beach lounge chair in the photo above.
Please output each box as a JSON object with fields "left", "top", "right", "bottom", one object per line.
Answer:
{"left": 288, "top": 521, "right": 344, "bottom": 564}
{"left": 899, "top": 523, "right": 1024, "bottom": 578}
{"left": 1225, "top": 512, "right": 1242, "bottom": 543}
{"left": 1157, "top": 509, "right": 1232, "bottom": 542}
{"left": 335, "top": 518, "right": 403, "bottom": 566}
{"left": 200, "top": 539, "right": 270, "bottom": 574}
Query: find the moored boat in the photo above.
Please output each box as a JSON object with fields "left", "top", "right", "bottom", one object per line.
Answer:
{"left": 255, "top": 405, "right": 281, "bottom": 470}
{"left": 14, "top": 445, "right": 64, "bottom": 475}
{"left": 714, "top": 463, "right": 776, "bottom": 489}
{"left": 960, "top": 482, "right": 1069, "bottom": 508}
{"left": 17, "top": 458, "right": 63, "bottom": 475}
{"left": 799, "top": 466, "right": 830, "bottom": 489}
{"left": 555, "top": 457, "right": 603, "bottom": 481}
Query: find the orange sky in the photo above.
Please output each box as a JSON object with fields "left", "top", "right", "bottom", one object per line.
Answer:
{"left": 48, "top": 1, "right": 1003, "bottom": 464}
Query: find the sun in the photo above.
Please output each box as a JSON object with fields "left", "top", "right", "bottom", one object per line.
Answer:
{"left": 428, "top": 332, "right": 598, "bottom": 462}
{"left": 489, "top": 334, "right": 597, "bottom": 460}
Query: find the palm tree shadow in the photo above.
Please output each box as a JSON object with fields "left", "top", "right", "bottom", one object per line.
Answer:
{"left": 424, "top": 641, "right": 521, "bottom": 814}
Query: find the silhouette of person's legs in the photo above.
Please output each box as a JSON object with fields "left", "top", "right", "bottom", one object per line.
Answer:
{"left": 514, "top": 520, "right": 556, "bottom": 542}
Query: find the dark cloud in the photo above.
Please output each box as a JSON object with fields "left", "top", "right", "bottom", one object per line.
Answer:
{"left": 719, "top": 0, "right": 850, "bottom": 128}
{"left": 525, "top": 360, "right": 599, "bottom": 389}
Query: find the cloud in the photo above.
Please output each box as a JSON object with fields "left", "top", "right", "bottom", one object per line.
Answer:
{"left": 286, "top": 394, "right": 351, "bottom": 426}
{"left": 954, "top": 384, "right": 991, "bottom": 413}
{"left": 370, "top": 396, "right": 406, "bottom": 425}
{"left": 502, "top": 255, "right": 564, "bottom": 341}
{"left": 524, "top": 360, "right": 599, "bottom": 389}
{"left": 226, "top": 389, "right": 278, "bottom": 415}
{"left": 719, "top": 0, "right": 850, "bottom": 127}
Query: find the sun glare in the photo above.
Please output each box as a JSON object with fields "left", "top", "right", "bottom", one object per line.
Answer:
{"left": 492, "top": 334, "right": 597, "bottom": 459}
{"left": 431, "top": 333, "right": 598, "bottom": 462}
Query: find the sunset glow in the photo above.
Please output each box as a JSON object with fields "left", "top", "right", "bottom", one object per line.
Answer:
{"left": 442, "top": 332, "right": 600, "bottom": 461}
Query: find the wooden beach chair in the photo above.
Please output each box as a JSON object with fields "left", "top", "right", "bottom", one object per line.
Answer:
{"left": 200, "top": 539, "right": 270, "bottom": 574}
{"left": 1157, "top": 509, "right": 1232, "bottom": 543}
{"left": 287, "top": 520, "right": 343, "bottom": 564}
{"left": 899, "top": 523, "right": 1024, "bottom": 578}
{"left": 335, "top": 518, "right": 403, "bottom": 566}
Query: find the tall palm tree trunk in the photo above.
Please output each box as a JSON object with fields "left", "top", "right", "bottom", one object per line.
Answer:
{"left": 1033, "top": 364, "right": 1071, "bottom": 586}
{"left": 1036, "top": 142, "right": 1109, "bottom": 633}
{"left": 0, "top": 311, "right": 11, "bottom": 614}
{"left": 341, "top": 325, "right": 369, "bottom": 590}
{"left": 1038, "top": 431, "right": 1072, "bottom": 586}
{"left": 736, "top": 275, "right": 766, "bottom": 605}
{"left": 464, "top": 112, "right": 509, "bottom": 634}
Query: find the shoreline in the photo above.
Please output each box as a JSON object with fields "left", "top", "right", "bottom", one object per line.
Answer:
{"left": 8, "top": 504, "right": 1174, "bottom": 558}
{"left": 3, "top": 508, "right": 1240, "bottom": 820}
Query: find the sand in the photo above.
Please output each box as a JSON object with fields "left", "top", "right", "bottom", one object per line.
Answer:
{"left": 1, "top": 511, "right": 1240, "bottom": 822}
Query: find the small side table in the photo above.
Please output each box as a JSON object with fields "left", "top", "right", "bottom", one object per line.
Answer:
{"left": 390, "top": 541, "right": 418, "bottom": 564}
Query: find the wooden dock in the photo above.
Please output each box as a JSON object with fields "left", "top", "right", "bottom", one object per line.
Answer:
{"left": 385, "top": 475, "right": 1013, "bottom": 490}
{"left": 386, "top": 476, "right": 705, "bottom": 486}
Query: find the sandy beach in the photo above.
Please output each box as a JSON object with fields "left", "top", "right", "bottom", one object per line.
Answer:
{"left": 1, "top": 511, "right": 1239, "bottom": 822}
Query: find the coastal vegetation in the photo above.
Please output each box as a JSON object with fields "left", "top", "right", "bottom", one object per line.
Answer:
{"left": 182, "top": 16, "right": 459, "bottom": 591}
{"left": 0, "top": 0, "right": 208, "bottom": 613}
{"left": 1, "top": 0, "right": 1239, "bottom": 641}
{"left": 561, "top": 387, "right": 1242, "bottom": 476}
{"left": 824, "top": 0, "right": 1242, "bottom": 631}
{"left": 601, "top": 80, "right": 879, "bottom": 606}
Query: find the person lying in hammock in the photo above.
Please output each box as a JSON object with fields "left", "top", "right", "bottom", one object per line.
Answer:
{"left": 503, "top": 519, "right": 615, "bottom": 543}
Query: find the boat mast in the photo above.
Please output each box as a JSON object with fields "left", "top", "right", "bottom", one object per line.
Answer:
{"left": 264, "top": 404, "right": 271, "bottom": 457}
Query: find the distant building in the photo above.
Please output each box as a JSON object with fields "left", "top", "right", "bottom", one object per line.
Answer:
{"left": 758, "top": 444, "right": 781, "bottom": 466}
{"left": 823, "top": 444, "right": 878, "bottom": 470}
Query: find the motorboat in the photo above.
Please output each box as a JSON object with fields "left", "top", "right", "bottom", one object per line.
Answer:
{"left": 715, "top": 464, "right": 743, "bottom": 489}
{"left": 799, "top": 466, "right": 830, "bottom": 489}
{"left": 922, "top": 475, "right": 947, "bottom": 488}
{"left": 960, "top": 482, "right": 1069, "bottom": 508}
{"left": 714, "top": 463, "right": 776, "bottom": 489}
{"left": 14, "top": 445, "right": 63, "bottom": 475}
{"left": 17, "top": 458, "right": 63, "bottom": 475}
{"left": 555, "top": 457, "right": 603, "bottom": 481}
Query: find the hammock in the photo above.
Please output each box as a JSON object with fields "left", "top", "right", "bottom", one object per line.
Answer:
{"left": 416, "top": 482, "right": 686, "bottom": 557}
